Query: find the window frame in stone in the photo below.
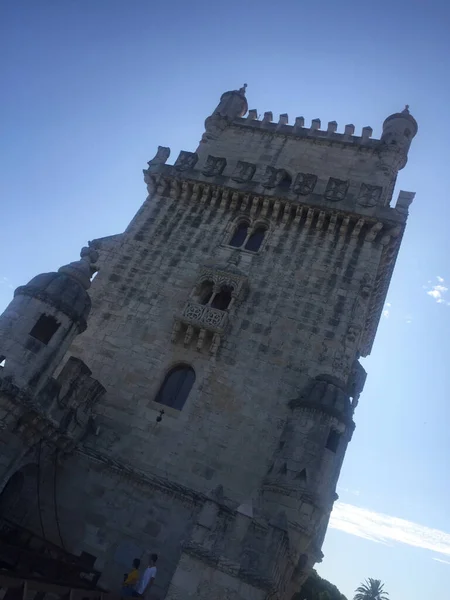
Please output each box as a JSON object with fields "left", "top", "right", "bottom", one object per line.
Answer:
{"left": 29, "top": 314, "right": 61, "bottom": 345}
{"left": 325, "top": 429, "right": 341, "bottom": 453}
{"left": 225, "top": 218, "right": 269, "bottom": 254}
{"left": 154, "top": 364, "right": 196, "bottom": 411}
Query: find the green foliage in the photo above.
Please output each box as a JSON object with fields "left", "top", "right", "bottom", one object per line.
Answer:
{"left": 294, "top": 569, "right": 347, "bottom": 600}
{"left": 353, "top": 578, "right": 389, "bottom": 600}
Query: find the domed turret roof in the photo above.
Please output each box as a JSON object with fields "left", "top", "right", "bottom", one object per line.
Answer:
{"left": 16, "top": 272, "right": 92, "bottom": 321}
{"left": 383, "top": 105, "right": 418, "bottom": 134}
{"left": 14, "top": 245, "right": 98, "bottom": 326}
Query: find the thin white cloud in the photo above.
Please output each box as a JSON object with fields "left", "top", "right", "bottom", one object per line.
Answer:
{"left": 433, "top": 557, "right": 450, "bottom": 565}
{"left": 330, "top": 502, "right": 450, "bottom": 557}
{"left": 0, "top": 276, "right": 13, "bottom": 290}
{"left": 337, "top": 487, "right": 361, "bottom": 497}
{"left": 425, "top": 277, "right": 449, "bottom": 304}
{"left": 382, "top": 302, "right": 391, "bottom": 318}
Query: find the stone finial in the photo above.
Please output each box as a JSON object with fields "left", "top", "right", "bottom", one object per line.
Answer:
{"left": 239, "top": 83, "right": 248, "bottom": 95}
{"left": 402, "top": 104, "right": 410, "bottom": 114}
{"left": 361, "top": 126, "right": 373, "bottom": 143}
{"left": 147, "top": 146, "right": 170, "bottom": 167}
{"left": 58, "top": 243, "right": 99, "bottom": 290}
{"left": 247, "top": 109, "right": 258, "bottom": 120}
{"left": 327, "top": 121, "right": 337, "bottom": 134}
{"left": 395, "top": 190, "right": 415, "bottom": 214}
{"left": 262, "top": 111, "right": 273, "bottom": 123}
{"left": 344, "top": 124, "right": 355, "bottom": 136}
{"left": 310, "top": 118, "right": 321, "bottom": 132}
{"left": 293, "top": 117, "right": 305, "bottom": 132}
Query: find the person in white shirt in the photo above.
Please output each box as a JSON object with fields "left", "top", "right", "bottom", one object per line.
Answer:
{"left": 133, "top": 553, "right": 158, "bottom": 597}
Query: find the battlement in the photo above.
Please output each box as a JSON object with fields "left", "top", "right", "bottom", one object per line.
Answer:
{"left": 236, "top": 112, "right": 376, "bottom": 147}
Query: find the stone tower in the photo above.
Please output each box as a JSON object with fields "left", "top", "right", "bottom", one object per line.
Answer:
{"left": 0, "top": 87, "right": 417, "bottom": 600}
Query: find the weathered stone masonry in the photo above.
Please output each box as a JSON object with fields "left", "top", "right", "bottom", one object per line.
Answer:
{"left": 0, "top": 86, "right": 417, "bottom": 600}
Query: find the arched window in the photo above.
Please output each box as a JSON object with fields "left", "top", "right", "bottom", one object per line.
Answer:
{"left": 244, "top": 227, "right": 266, "bottom": 252}
{"left": 197, "top": 281, "right": 214, "bottom": 305}
{"left": 229, "top": 222, "right": 249, "bottom": 247}
{"left": 155, "top": 365, "right": 195, "bottom": 410}
{"left": 211, "top": 286, "right": 233, "bottom": 310}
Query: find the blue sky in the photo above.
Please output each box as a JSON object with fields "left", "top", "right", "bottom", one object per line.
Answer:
{"left": 1, "top": 1, "right": 449, "bottom": 598}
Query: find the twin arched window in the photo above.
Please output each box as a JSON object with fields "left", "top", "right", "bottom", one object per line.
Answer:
{"left": 229, "top": 222, "right": 267, "bottom": 252}
{"left": 196, "top": 281, "right": 233, "bottom": 311}
{"left": 155, "top": 364, "right": 195, "bottom": 410}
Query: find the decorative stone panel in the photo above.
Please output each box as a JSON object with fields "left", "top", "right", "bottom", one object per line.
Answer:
{"left": 293, "top": 172, "right": 317, "bottom": 196}
{"left": 324, "top": 178, "right": 349, "bottom": 202}
{"left": 202, "top": 155, "right": 227, "bottom": 176}
{"left": 357, "top": 183, "right": 382, "bottom": 207}
{"left": 232, "top": 161, "right": 256, "bottom": 183}
{"left": 174, "top": 151, "right": 198, "bottom": 171}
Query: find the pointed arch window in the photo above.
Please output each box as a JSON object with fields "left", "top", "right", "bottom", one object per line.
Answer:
{"left": 244, "top": 227, "right": 266, "bottom": 252}
{"left": 155, "top": 365, "right": 195, "bottom": 410}
{"left": 229, "top": 222, "right": 249, "bottom": 248}
{"left": 211, "top": 285, "right": 233, "bottom": 310}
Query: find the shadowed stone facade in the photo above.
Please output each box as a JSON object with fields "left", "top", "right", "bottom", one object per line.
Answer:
{"left": 0, "top": 86, "right": 417, "bottom": 600}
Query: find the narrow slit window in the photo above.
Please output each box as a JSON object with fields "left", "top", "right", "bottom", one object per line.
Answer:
{"left": 229, "top": 223, "right": 249, "bottom": 248}
{"left": 29, "top": 315, "right": 60, "bottom": 345}
{"left": 244, "top": 227, "right": 266, "bottom": 252}
{"left": 325, "top": 429, "right": 341, "bottom": 453}
{"left": 154, "top": 365, "right": 195, "bottom": 411}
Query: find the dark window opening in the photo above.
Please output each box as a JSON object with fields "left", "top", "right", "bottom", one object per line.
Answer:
{"left": 29, "top": 315, "right": 60, "bottom": 345}
{"left": 295, "top": 469, "right": 307, "bottom": 482}
{"left": 211, "top": 286, "right": 233, "bottom": 310}
{"left": 154, "top": 365, "right": 195, "bottom": 411}
{"left": 197, "top": 281, "right": 214, "bottom": 305}
{"left": 244, "top": 227, "right": 266, "bottom": 252}
{"left": 229, "top": 223, "right": 249, "bottom": 247}
{"left": 326, "top": 429, "right": 341, "bottom": 453}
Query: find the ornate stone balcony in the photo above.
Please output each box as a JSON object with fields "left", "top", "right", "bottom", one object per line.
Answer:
{"left": 171, "top": 301, "right": 229, "bottom": 355}
{"left": 180, "top": 301, "right": 229, "bottom": 332}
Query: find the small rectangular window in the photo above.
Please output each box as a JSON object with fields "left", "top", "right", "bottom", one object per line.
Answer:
{"left": 326, "top": 429, "right": 341, "bottom": 453}
{"left": 29, "top": 315, "right": 60, "bottom": 345}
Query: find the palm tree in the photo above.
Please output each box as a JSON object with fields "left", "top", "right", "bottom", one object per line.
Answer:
{"left": 354, "top": 579, "right": 389, "bottom": 600}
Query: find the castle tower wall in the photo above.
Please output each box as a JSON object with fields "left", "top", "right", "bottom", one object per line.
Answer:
{"left": 0, "top": 87, "right": 417, "bottom": 599}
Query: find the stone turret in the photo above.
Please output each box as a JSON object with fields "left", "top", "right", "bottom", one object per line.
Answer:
{"left": 381, "top": 105, "right": 418, "bottom": 160}
{"left": 0, "top": 244, "right": 98, "bottom": 394}
{"left": 261, "top": 375, "right": 355, "bottom": 592}
{"left": 199, "top": 84, "right": 249, "bottom": 148}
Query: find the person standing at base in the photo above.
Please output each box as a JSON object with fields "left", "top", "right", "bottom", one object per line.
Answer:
{"left": 133, "top": 553, "right": 158, "bottom": 598}
{"left": 121, "top": 558, "right": 141, "bottom": 597}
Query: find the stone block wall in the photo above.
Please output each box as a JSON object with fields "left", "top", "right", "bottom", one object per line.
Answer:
{"left": 64, "top": 172, "right": 391, "bottom": 506}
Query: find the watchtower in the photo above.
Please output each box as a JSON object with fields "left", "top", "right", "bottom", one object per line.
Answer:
{"left": 0, "top": 86, "right": 417, "bottom": 600}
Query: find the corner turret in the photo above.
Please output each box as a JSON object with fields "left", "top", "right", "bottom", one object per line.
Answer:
{"left": 198, "top": 84, "right": 249, "bottom": 149}
{"left": 380, "top": 105, "right": 418, "bottom": 166}
{"left": 0, "top": 244, "right": 98, "bottom": 394}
